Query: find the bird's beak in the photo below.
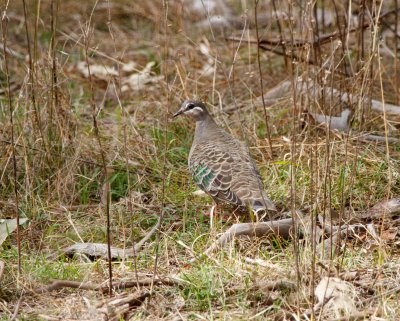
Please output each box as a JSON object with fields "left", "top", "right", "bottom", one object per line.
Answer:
{"left": 172, "top": 109, "right": 184, "bottom": 118}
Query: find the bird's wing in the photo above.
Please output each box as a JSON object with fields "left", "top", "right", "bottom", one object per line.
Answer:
{"left": 223, "top": 136, "right": 277, "bottom": 211}
{"left": 189, "top": 143, "right": 242, "bottom": 206}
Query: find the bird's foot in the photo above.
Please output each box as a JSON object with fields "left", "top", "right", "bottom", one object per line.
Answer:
{"left": 204, "top": 205, "right": 230, "bottom": 222}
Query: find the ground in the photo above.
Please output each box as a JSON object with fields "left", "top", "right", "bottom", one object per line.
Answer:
{"left": 0, "top": 0, "right": 400, "bottom": 320}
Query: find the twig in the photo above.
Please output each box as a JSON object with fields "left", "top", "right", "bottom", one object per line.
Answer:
{"left": 50, "top": 0, "right": 60, "bottom": 138}
{"left": 2, "top": 9, "right": 21, "bottom": 275}
{"left": 33, "top": 276, "right": 183, "bottom": 294}
{"left": 151, "top": 0, "right": 171, "bottom": 294}
{"left": 229, "top": 8, "right": 399, "bottom": 50}
{"left": 229, "top": 8, "right": 400, "bottom": 78}
{"left": 0, "top": 41, "right": 23, "bottom": 59}
{"left": 82, "top": 0, "right": 113, "bottom": 295}
{"left": 0, "top": 260, "right": 4, "bottom": 282}
{"left": 95, "top": 291, "right": 151, "bottom": 320}
{"left": 134, "top": 214, "right": 162, "bottom": 253}
{"left": 10, "top": 294, "right": 23, "bottom": 321}
{"left": 254, "top": 0, "right": 273, "bottom": 157}
{"left": 358, "top": 135, "right": 400, "bottom": 144}
{"left": 22, "top": 0, "right": 47, "bottom": 156}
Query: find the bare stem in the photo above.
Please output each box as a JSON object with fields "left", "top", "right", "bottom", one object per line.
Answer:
{"left": 82, "top": 0, "right": 112, "bottom": 295}
{"left": 1, "top": 11, "right": 21, "bottom": 274}
{"left": 254, "top": 0, "right": 273, "bottom": 158}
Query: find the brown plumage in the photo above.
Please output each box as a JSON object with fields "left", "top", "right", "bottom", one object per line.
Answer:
{"left": 173, "top": 100, "right": 276, "bottom": 213}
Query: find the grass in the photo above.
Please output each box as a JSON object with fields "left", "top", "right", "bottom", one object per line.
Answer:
{"left": 1, "top": 0, "right": 400, "bottom": 320}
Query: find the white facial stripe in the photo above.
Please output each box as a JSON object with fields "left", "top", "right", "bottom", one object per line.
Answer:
{"left": 193, "top": 106, "right": 203, "bottom": 112}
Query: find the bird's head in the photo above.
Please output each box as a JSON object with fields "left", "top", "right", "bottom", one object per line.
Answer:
{"left": 173, "top": 100, "right": 210, "bottom": 121}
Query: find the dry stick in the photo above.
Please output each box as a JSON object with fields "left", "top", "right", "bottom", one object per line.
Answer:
{"left": 33, "top": 277, "right": 181, "bottom": 294}
{"left": 0, "top": 260, "right": 5, "bottom": 282}
{"left": 253, "top": 0, "right": 278, "bottom": 203}
{"left": 50, "top": 0, "right": 59, "bottom": 139}
{"left": 201, "top": 197, "right": 400, "bottom": 257}
{"left": 106, "top": 0, "right": 141, "bottom": 290}
{"left": 376, "top": 2, "right": 393, "bottom": 266}
{"left": 338, "top": 3, "right": 381, "bottom": 268}
{"left": 335, "top": 0, "right": 356, "bottom": 270}
{"left": 257, "top": 43, "right": 350, "bottom": 77}
{"left": 310, "top": 4, "right": 323, "bottom": 318}
{"left": 254, "top": 0, "right": 273, "bottom": 158}
{"left": 229, "top": 8, "right": 396, "bottom": 50}
{"left": 0, "top": 41, "right": 23, "bottom": 58}
{"left": 33, "top": 0, "right": 40, "bottom": 64}
{"left": 82, "top": 0, "right": 112, "bottom": 296}
{"left": 271, "top": 0, "right": 288, "bottom": 68}
{"left": 333, "top": 0, "right": 352, "bottom": 77}
{"left": 22, "top": 0, "right": 47, "bottom": 157}
{"left": 150, "top": 0, "right": 169, "bottom": 293}
{"left": 236, "top": 8, "right": 400, "bottom": 79}
{"left": 95, "top": 292, "right": 151, "bottom": 319}
{"left": 9, "top": 294, "right": 23, "bottom": 321}
{"left": 201, "top": 218, "right": 294, "bottom": 257}
{"left": 51, "top": 215, "right": 164, "bottom": 260}
{"left": 287, "top": 1, "right": 301, "bottom": 313}
{"left": 395, "top": 0, "right": 399, "bottom": 104}
{"left": 104, "top": 0, "right": 132, "bottom": 286}
{"left": 358, "top": 0, "right": 366, "bottom": 65}
{"left": 1, "top": 14, "right": 21, "bottom": 275}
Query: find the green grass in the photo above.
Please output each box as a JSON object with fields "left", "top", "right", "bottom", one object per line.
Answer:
{"left": 1, "top": 1, "right": 400, "bottom": 319}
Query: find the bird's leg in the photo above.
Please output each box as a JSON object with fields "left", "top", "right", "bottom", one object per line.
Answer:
{"left": 209, "top": 203, "right": 217, "bottom": 229}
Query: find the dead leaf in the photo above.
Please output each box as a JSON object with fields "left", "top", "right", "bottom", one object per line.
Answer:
{"left": 381, "top": 228, "right": 398, "bottom": 241}
{"left": 0, "top": 218, "right": 28, "bottom": 246}
{"left": 315, "top": 277, "right": 359, "bottom": 318}
{"left": 121, "top": 61, "right": 163, "bottom": 91}
{"left": 77, "top": 61, "right": 118, "bottom": 79}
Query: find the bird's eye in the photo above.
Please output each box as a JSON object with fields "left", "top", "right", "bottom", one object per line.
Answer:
{"left": 186, "top": 103, "right": 195, "bottom": 110}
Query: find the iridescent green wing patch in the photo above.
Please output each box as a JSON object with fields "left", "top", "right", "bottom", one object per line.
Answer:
{"left": 192, "top": 163, "right": 215, "bottom": 191}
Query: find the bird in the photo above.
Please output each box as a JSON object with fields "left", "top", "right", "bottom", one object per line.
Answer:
{"left": 173, "top": 99, "right": 276, "bottom": 220}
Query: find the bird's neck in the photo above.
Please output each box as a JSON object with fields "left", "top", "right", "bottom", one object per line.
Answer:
{"left": 194, "top": 115, "right": 219, "bottom": 141}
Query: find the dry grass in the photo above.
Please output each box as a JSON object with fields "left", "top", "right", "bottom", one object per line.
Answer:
{"left": 1, "top": 0, "right": 400, "bottom": 320}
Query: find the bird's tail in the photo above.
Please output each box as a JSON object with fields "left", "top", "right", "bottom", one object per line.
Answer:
{"left": 252, "top": 192, "right": 277, "bottom": 212}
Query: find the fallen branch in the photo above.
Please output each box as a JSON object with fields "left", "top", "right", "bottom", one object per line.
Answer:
{"left": 50, "top": 243, "right": 127, "bottom": 260}
{"left": 33, "top": 275, "right": 183, "bottom": 294}
{"left": 352, "top": 198, "right": 400, "bottom": 223}
{"left": 358, "top": 134, "right": 400, "bottom": 144}
{"left": 230, "top": 8, "right": 399, "bottom": 50}
{"left": 95, "top": 291, "right": 150, "bottom": 321}
{"left": 201, "top": 218, "right": 294, "bottom": 257}
{"left": 200, "top": 198, "right": 400, "bottom": 260}
{"left": 51, "top": 214, "right": 162, "bottom": 260}
{"left": 228, "top": 9, "right": 399, "bottom": 78}
{"left": 309, "top": 109, "right": 351, "bottom": 132}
